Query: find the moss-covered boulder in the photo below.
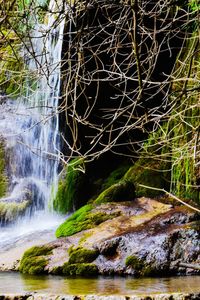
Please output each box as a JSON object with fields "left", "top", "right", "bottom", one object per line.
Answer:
{"left": 0, "top": 200, "right": 30, "bottom": 224}
{"left": 0, "top": 31, "right": 25, "bottom": 97}
{"left": 19, "top": 245, "right": 53, "bottom": 274}
{"left": 53, "top": 158, "right": 88, "bottom": 213}
{"left": 68, "top": 247, "right": 99, "bottom": 264}
{"left": 53, "top": 246, "right": 99, "bottom": 276}
{"left": 55, "top": 203, "right": 120, "bottom": 238}
{"left": 62, "top": 263, "right": 99, "bottom": 276}
{"left": 95, "top": 179, "right": 135, "bottom": 204}
{"left": 0, "top": 139, "right": 8, "bottom": 198}
{"left": 124, "top": 158, "right": 170, "bottom": 198}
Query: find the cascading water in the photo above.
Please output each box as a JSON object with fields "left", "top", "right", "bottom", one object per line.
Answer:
{"left": 0, "top": 0, "right": 65, "bottom": 250}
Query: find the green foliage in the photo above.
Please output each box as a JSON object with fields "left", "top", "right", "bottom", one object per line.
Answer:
{"left": 55, "top": 203, "right": 120, "bottom": 237}
{"left": 95, "top": 180, "right": 135, "bottom": 204}
{"left": 169, "top": 34, "right": 200, "bottom": 203}
{"left": 62, "top": 263, "right": 98, "bottom": 276}
{"left": 189, "top": 0, "right": 200, "bottom": 12}
{"left": 53, "top": 158, "right": 86, "bottom": 213}
{"left": 68, "top": 248, "right": 99, "bottom": 264}
{"left": 19, "top": 245, "right": 53, "bottom": 274}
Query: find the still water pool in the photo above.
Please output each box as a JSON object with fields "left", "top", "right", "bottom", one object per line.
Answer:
{"left": 0, "top": 273, "right": 200, "bottom": 295}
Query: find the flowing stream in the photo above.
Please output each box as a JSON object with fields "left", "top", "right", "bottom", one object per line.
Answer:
{"left": 1, "top": 273, "right": 200, "bottom": 295}
{"left": 0, "top": 0, "right": 65, "bottom": 250}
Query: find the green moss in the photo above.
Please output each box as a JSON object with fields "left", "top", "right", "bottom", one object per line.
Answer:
{"left": 56, "top": 205, "right": 120, "bottom": 238}
{"left": 51, "top": 266, "right": 63, "bottom": 275}
{"left": 125, "top": 255, "right": 144, "bottom": 271}
{"left": 95, "top": 180, "right": 135, "bottom": 204}
{"left": 124, "top": 158, "right": 170, "bottom": 198}
{"left": 22, "top": 245, "right": 53, "bottom": 259}
{"left": 53, "top": 158, "right": 87, "bottom": 213}
{"left": 0, "top": 200, "right": 29, "bottom": 223}
{"left": 141, "top": 265, "right": 155, "bottom": 276}
{"left": 63, "top": 263, "right": 98, "bottom": 276}
{"left": 68, "top": 248, "right": 99, "bottom": 264}
{"left": 19, "top": 256, "right": 48, "bottom": 275}
{"left": 0, "top": 140, "right": 8, "bottom": 198}
{"left": 101, "top": 164, "right": 130, "bottom": 191}
{"left": 0, "top": 42, "right": 25, "bottom": 98}
{"left": 19, "top": 245, "right": 53, "bottom": 274}
{"left": 55, "top": 204, "right": 93, "bottom": 237}
{"left": 125, "top": 255, "right": 157, "bottom": 276}
{"left": 55, "top": 203, "right": 119, "bottom": 237}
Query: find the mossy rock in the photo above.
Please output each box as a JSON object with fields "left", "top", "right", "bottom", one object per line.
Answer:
{"left": 55, "top": 204, "right": 93, "bottom": 237}
{"left": 125, "top": 255, "right": 158, "bottom": 276}
{"left": 68, "top": 247, "right": 99, "bottom": 264}
{"left": 51, "top": 266, "right": 63, "bottom": 275}
{"left": 0, "top": 41, "right": 25, "bottom": 98}
{"left": 63, "top": 263, "right": 98, "bottom": 276}
{"left": 101, "top": 164, "right": 130, "bottom": 191}
{"left": 0, "top": 139, "right": 8, "bottom": 198}
{"left": 0, "top": 200, "right": 30, "bottom": 224}
{"left": 19, "top": 245, "right": 53, "bottom": 274}
{"left": 55, "top": 203, "right": 119, "bottom": 237}
{"left": 19, "top": 256, "right": 48, "bottom": 275}
{"left": 53, "top": 158, "right": 88, "bottom": 213}
{"left": 125, "top": 255, "right": 145, "bottom": 271}
{"left": 124, "top": 158, "right": 170, "bottom": 198}
{"left": 95, "top": 180, "right": 135, "bottom": 204}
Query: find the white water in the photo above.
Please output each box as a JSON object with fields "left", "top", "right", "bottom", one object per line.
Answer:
{"left": 0, "top": 0, "right": 66, "bottom": 247}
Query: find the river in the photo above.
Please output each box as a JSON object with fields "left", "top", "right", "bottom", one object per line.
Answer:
{"left": 0, "top": 273, "right": 200, "bottom": 295}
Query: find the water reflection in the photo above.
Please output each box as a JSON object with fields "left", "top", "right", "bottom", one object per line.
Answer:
{"left": 0, "top": 273, "right": 200, "bottom": 295}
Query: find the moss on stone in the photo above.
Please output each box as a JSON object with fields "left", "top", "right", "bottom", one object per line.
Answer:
{"left": 22, "top": 245, "right": 53, "bottom": 259}
{"left": 0, "top": 140, "right": 8, "bottom": 198}
{"left": 19, "top": 256, "right": 48, "bottom": 275}
{"left": 68, "top": 247, "right": 99, "bottom": 264}
{"left": 55, "top": 204, "right": 93, "bottom": 237}
{"left": 125, "top": 255, "right": 157, "bottom": 276}
{"left": 0, "top": 200, "right": 29, "bottom": 224}
{"left": 53, "top": 158, "right": 87, "bottom": 213}
{"left": 125, "top": 255, "right": 145, "bottom": 271}
{"left": 101, "top": 164, "right": 130, "bottom": 191}
{"left": 95, "top": 180, "right": 135, "bottom": 204}
{"left": 124, "top": 158, "right": 170, "bottom": 198}
{"left": 19, "top": 245, "right": 53, "bottom": 274}
{"left": 0, "top": 41, "right": 25, "bottom": 98}
{"left": 55, "top": 203, "right": 120, "bottom": 237}
{"left": 141, "top": 265, "right": 155, "bottom": 276}
{"left": 62, "top": 263, "right": 98, "bottom": 276}
{"left": 51, "top": 266, "right": 63, "bottom": 275}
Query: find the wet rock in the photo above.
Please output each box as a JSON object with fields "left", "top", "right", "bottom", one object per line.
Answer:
{"left": 16, "top": 198, "right": 200, "bottom": 277}
{"left": 0, "top": 181, "right": 32, "bottom": 225}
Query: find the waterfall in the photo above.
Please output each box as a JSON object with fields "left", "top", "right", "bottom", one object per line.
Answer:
{"left": 0, "top": 0, "right": 65, "bottom": 247}
{"left": 21, "top": 0, "right": 66, "bottom": 211}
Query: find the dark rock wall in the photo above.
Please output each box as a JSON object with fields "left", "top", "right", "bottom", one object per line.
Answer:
{"left": 60, "top": 0, "right": 185, "bottom": 159}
